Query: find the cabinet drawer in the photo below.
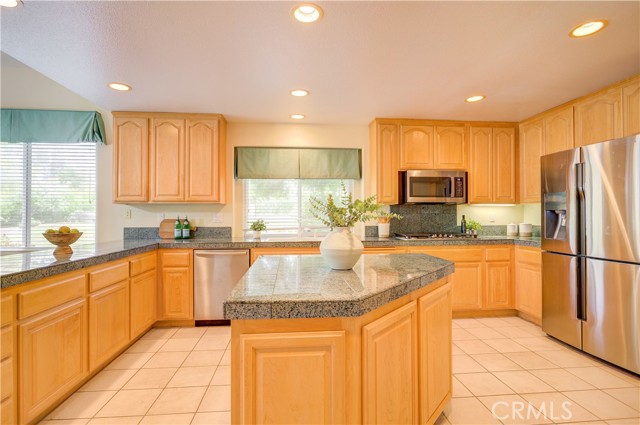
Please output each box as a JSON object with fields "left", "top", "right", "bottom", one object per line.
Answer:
{"left": 89, "top": 261, "right": 129, "bottom": 292}
{"left": 130, "top": 252, "right": 157, "bottom": 277}
{"left": 1, "top": 357, "right": 12, "bottom": 400}
{"left": 161, "top": 251, "right": 191, "bottom": 267}
{"left": 1, "top": 326, "right": 12, "bottom": 360}
{"left": 1, "top": 296, "right": 13, "bottom": 326}
{"left": 485, "top": 247, "right": 511, "bottom": 262}
{"left": 515, "top": 248, "right": 541, "bottom": 266}
{"left": 363, "top": 247, "right": 405, "bottom": 254}
{"left": 18, "top": 274, "right": 85, "bottom": 320}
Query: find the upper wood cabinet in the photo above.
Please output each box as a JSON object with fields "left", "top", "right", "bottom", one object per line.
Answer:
{"left": 113, "top": 117, "right": 149, "bottom": 202}
{"left": 544, "top": 106, "right": 574, "bottom": 155}
{"left": 519, "top": 120, "right": 543, "bottom": 203}
{"left": 399, "top": 125, "right": 434, "bottom": 169}
{"left": 622, "top": 78, "right": 640, "bottom": 136}
{"left": 113, "top": 112, "right": 226, "bottom": 204}
{"left": 434, "top": 126, "right": 467, "bottom": 170}
{"left": 469, "top": 126, "right": 517, "bottom": 204}
{"left": 369, "top": 121, "right": 399, "bottom": 204}
{"left": 574, "top": 88, "right": 623, "bottom": 146}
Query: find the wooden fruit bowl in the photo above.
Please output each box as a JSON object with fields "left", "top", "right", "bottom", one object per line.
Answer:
{"left": 42, "top": 232, "right": 83, "bottom": 257}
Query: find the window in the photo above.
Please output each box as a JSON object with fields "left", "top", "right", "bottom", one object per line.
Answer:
{"left": 0, "top": 142, "right": 96, "bottom": 248}
{"left": 244, "top": 179, "right": 354, "bottom": 237}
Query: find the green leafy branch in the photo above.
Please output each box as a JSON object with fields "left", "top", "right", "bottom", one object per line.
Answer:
{"left": 309, "top": 182, "right": 380, "bottom": 230}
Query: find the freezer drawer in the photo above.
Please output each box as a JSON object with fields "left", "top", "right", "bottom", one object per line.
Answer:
{"left": 542, "top": 252, "right": 582, "bottom": 349}
{"left": 583, "top": 258, "right": 640, "bottom": 374}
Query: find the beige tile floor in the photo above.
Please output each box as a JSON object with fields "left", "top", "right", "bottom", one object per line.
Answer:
{"left": 39, "top": 317, "right": 639, "bottom": 425}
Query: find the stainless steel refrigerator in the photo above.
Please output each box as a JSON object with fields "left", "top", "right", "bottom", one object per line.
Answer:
{"left": 541, "top": 134, "right": 640, "bottom": 374}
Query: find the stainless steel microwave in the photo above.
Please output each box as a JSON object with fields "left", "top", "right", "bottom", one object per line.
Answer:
{"left": 403, "top": 170, "right": 467, "bottom": 204}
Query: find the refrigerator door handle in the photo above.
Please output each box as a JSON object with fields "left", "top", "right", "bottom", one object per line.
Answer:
{"left": 576, "top": 162, "right": 586, "bottom": 256}
{"left": 577, "top": 256, "right": 587, "bottom": 321}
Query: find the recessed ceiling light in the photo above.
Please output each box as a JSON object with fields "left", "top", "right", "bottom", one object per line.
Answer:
{"left": 465, "top": 95, "right": 486, "bottom": 103}
{"left": 108, "top": 82, "right": 132, "bottom": 91}
{"left": 0, "top": 0, "right": 18, "bottom": 7}
{"left": 290, "top": 89, "right": 309, "bottom": 97}
{"left": 291, "top": 3, "right": 323, "bottom": 23}
{"left": 290, "top": 114, "right": 305, "bottom": 120}
{"left": 570, "top": 20, "right": 608, "bottom": 38}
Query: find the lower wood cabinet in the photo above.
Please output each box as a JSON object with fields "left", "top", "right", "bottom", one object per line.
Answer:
{"left": 484, "top": 247, "right": 513, "bottom": 309}
{"left": 159, "top": 250, "right": 193, "bottom": 320}
{"left": 237, "top": 331, "right": 346, "bottom": 424}
{"left": 515, "top": 247, "right": 542, "bottom": 324}
{"left": 19, "top": 299, "right": 88, "bottom": 424}
{"left": 249, "top": 247, "right": 319, "bottom": 264}
{"left": 88, "top": 281, "right": 130, "bottom": 370}
{"left": 0, "top": 294, "right": 15, "bottom": 425}
{"left": 363, "top": 302, "right": 419, "bottom": 424}
{"left": 130, "top": 269, "right": 157, "bottom": 339}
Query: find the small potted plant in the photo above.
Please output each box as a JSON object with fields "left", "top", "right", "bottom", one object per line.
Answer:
{"left": 250, "top": 219, "right": 267, "bottom": 239}
{"left": 466, "top": 219, "right": 482, "bottom": 237}
{"left": 375, "top": 211, "right": 403, "bottom": 238}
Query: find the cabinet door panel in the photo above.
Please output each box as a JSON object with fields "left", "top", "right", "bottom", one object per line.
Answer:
{"left": 89, "top": 281, "right": 130, "bottom": 370}
{"left": 493, "top": 127, "right": 517, "bottom": 203}
{"left": 160, "top": 268, "right": 192, "bottom": 320}
{"left": 400, "top": 125, "right": 434, "bottom": 170}
{"left": 516, "top": 263, "right": 542, "bottom": 321}
{"left": 238, "top": 331, "right": 346, "bottom": 424}
{"left": 150, "top": 118, "right": 185, "bottom": 202}
{"left": 519, "top": 120, "right": 543, "bottom": 203}
{"left": 185, "top": 119, "right": 221, "bottom": 202}
{"left": 19, "top": 300, "right": 87, "bottom": 424}
{"left": 451, "top": 263, "right": 483, "bottom": 310}
{"left": 363, "top": 302, "right": 418, "bottom": 424}
{"left": 575, "top": 89, "right": 623, "bottom": 146}
{"left": 113, "top": 117, "right": 148, "bottom": 202}
{"left": 435, "top": 126, "right": 467, "bottom": 170}
{"left": 485, "top": 262, "right": 512, "bottom": 309}
{"left": 469, "top": 127, "right": 493, "bottom": 203}
{"left": 544, "top": 107, "right": 574, "bottom": 154}
{"left": 622, "top": 79, "right": 640, "bottom": 137}
{"left": 376, "top": 124, "right": 399, "bottom": 204}
{"left": 131, "top": 270, "right": 157, "bottom": 338}
{"left": 418, "top": 284, "right": 452, "bottom": 423}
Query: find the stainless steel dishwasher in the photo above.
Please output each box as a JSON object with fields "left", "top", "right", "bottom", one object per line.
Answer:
{"left": 193, "top": 250, "right": 250, "bottom": 325}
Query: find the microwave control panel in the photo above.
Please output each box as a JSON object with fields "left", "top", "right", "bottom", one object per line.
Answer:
{"left": 454, "top": 177, "right": 465, "bottom": 197}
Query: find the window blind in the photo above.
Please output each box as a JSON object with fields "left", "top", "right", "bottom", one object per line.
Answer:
{"left": 0, "top": 142, "right": 96, "bottom": 247}
{"left": 243, "top": 179, "right": 353, "bottom": 237}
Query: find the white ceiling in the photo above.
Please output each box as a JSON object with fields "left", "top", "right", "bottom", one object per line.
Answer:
{"left": 1, "top": 1, "right": 639, "bottom": 124}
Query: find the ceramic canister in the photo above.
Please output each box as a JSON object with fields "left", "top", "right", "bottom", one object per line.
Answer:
{"left": 519, "top": 223, "right": 533, "bottom": 237}
{"left": 507, "top": 223, "right": 518, "bottom": 236}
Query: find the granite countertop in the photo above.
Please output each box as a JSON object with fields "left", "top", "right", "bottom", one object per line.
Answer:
{"left": 223, "top": 253, "right": 454, "bottom": 320}
{"left": 0, "top": 235, "right": 540, "bottom": 289}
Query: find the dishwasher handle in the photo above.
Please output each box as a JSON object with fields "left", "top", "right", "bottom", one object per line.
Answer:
{"left": 194, "top": 250, "right": 249, "bottom": 257}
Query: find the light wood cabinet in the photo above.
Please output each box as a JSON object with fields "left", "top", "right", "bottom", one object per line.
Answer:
{"left": 159, "top": 250, "right": 193, "bottom": 320}
{"left": 363, "top": 301, "right": 419, "bottom": 424}
{"left": 469, "top": 126, "right": 517, "bottom": 204}
{"left": 400, "top": 125, "right": 435, "bottom": 169}
{"left": 575, "top": 88, "right": 623, "bottom": 146}
{"left": 515, "top": 247, "right": 542, "bottom": 324}
{"left": 113, "top": 116, "right": 149, "bottom": 202}
{"left": 519, "top": 119, "right": 543, "bottom": 203}
{"left": 485, "top": 247, "right": 513, "bottom": 309}
{"left": 544, "top": 106, "right": 574, "bottom": 154}
{"left": 369, "top": 122, "right": 399, "bottom": 204}
{"left": 130, "top": 269, "right": 157, "bottom": 339}
{"left": 0, "top": 295, "right": 15, "bottom": 425}
{"left": 237, "top": 331, "right": 346, "bottom": 424}
{"left": 113, "top": 112, "right": 226, "bottom": 204}
{"left": 418, "top": 284, "right": 452, "bottom": 423}
{"left": 19, "top": 299, "right": 88, "bottom": 424}
{"left": 150, "top": 118, "right": 185, "bottom": 202}
{"left": 622, "top": 78, "right": 640, "bottom": 136}
{"left": 249, "top": 247, "right": 319, "bottom": 265}
{"left": 89, "top": 281, "right": 130, "bottom": 370}
{"left": 435, "top": 126, "right": 467, "bottom": 170}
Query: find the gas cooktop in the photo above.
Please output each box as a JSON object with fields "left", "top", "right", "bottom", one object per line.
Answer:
{"left": 394, "top": 233, "right": 476, "bottom": 240}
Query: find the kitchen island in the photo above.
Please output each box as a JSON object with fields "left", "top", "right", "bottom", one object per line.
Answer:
{"left": 224, "top": 253, "right": 454, "bottom": 425}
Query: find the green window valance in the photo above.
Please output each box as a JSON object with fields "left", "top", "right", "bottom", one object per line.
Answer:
{"left": 235, "top": 147, "right": 362, "bottom": 179}
{"left": 0, "top": 109, "right": 106, "bottom": 144}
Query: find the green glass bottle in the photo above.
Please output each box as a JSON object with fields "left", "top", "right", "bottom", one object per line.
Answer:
{"left": 174, "top": 216, "right": 182, "bottom": 239}
{"left": 182, "top": 216, "right": 191, "bottom": 239}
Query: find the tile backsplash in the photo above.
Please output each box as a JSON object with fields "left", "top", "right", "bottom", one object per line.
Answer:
{"left": 389, "top": 204, "right": 458, "bottom": 234}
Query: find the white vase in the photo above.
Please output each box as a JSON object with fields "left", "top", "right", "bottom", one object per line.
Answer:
{"left": 320, "top": 227, "right": 364, "bottom": 270}
{"left": 378, "top": 223, "right": 390, "bottom": 238}
{"left": 253, "top": 230, "right": 261, "bottom": 239}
